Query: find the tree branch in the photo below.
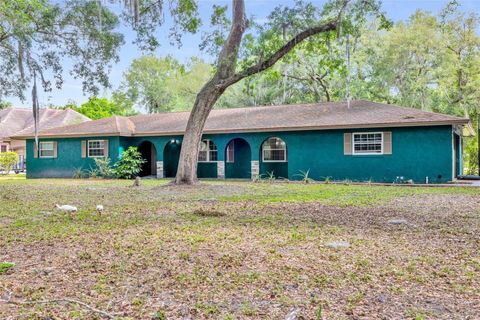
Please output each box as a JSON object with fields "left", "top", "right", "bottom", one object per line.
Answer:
{"left": 224, "top": 20, "right": 338, "bottom": 87}
{"left": 0, "top": 32, "right": 11, "bottom": 43}
{"left": 216, "top": 0, "right": 248, "bottom": 79}
{"left": 283, "top": 73, "right": 309, "bottom": 82}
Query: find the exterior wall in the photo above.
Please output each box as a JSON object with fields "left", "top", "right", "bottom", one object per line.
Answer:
{"left": 279, "top": 126, "right": 453, "bottom": 183}
{"left": 26, "top": 137, "right": 121, "bottom": 178}
{"left": 26, "top": 125, "right": 455, "bottom": 183}
{"left": 9, "top": 140, "right": 26, "bottom": 157}
{"left": 0, "top": 140, "right": 10, "bottom": 153}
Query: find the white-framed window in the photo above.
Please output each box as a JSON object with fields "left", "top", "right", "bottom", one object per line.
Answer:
{"left": 0, "top": 144, "right": 8, "bottom": 153}
{"left": 262, "top": 137, "right": 287, "bottom": 162}
{"left": 198, "top": 139, "right": 217, "bottom": 162}
{"left": 352, "top": 132, "right": 383, "bottom": 155}
{"left": 88, "top": 140, "right": 105, "bottom": 157}
{"left": 39, "top": 141, "right": 54, "bottom": 158}
{"left": 226, "top": 140, "right": 235, "bottom": 163}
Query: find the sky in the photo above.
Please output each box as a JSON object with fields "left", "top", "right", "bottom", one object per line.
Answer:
{"left": 7, "top": 0, "right": 480, "bottom": 109}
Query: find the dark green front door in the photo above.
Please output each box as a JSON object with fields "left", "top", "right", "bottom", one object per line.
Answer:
{"left": 225, "top": 138, "right": 251, "bottom": 179}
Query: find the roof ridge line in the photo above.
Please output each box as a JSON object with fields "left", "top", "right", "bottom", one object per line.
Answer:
{"left": 113, "top": 115, "right": 136, "bottom": 135}
{"left": 357, "top": 99, "right": 467, "bottom": 120}
{"left": 127, "top": 102, "right": 344, "bottom": 118}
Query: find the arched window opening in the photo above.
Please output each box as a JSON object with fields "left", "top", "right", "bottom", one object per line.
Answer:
{"left": 262, "top": 137, "right": 287, "bottom": 162}
{"left": 198, "top": 139, "right": 218, "bottom": 162}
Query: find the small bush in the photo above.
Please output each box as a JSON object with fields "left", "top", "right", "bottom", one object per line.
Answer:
{"left": 114, "top": 147, "right": 145, "bottom": 179}
{"left": 265, "top": 171, "right": 276, "bottom": 182}
{"left": 0, "top": 152, "right": 18, "bottom": 175}
{"left": 294, "top": 169, "right": 315, "bottom": 183}
{"left": 72, "top": 168, "right": 86, "bottom": 179}
{"left": 252, "top": 174, "right": 263, "bottom": 182}
{"left": 86, "top": 166, "right": 100, "bottom": 179}
{"left": 94, "top": 157, "right": 116, "bottom": 178}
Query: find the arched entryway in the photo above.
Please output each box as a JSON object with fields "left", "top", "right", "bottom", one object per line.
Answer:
{"left": 138, "top": 141, "right": 157, "bottom": 177}
{"left": 225, "top": 138, "right": 251, "bottom": 179}
{"left": 163, "top": 139, "right": 181, "bottom": 178}
{"left": 260, "top": 137, "right": 288, "bottom": 178}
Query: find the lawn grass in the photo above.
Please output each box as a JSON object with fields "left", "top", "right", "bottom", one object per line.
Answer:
{"left": 0, "top": 177, "right": 479, "bottom": 319}
{"left": 0, "top": 173, "right": 25, "bottom": 180}
{"left": 218, "top": 181, "right": 479, "bottom": 206}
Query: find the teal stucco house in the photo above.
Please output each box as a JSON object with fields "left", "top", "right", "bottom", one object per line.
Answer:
{"left": 14, "top": 100, "right": 469, "bottom": 183}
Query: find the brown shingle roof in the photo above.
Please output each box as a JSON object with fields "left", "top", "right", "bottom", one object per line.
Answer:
{"left": 12, "top": 100, "right": 469, "bottom": 139}
{"left": 1, "top": 107, "right": 90, "bottom": 140}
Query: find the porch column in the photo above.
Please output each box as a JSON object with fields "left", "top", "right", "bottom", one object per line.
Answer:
{"left": 251, "top": 160, "right": 259, "bottom": 180}
{"left": 217, "top": 161, "right": 225, "bottom": 179}
{"left": 156, "top": 161, "right": 164, "bottom": 179}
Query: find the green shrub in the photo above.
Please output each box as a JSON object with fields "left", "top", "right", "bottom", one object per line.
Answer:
{"left": 86, "top": 166, "right": 100, "bottom": 179}
{"left": 0, "top": 151, "right": 18, "bottom": 175}
{"left": 464, "top": 136, "right": 478, "bottom": 175}
{"left": 294, "top": 169, "right": 315, "bottom": 183}
{"left": 72, "top": 167, "right": 87, "bottom": 179}
{"left": 114, "top": 147, "right": 145, "bottom": 179}
{"left": 94, "top": 157, "right": 116, "bottom": 178}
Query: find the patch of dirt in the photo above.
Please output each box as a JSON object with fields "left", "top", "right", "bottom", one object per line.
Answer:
{"left": 154, "top": 181, "right": 248, "bottom": 197}
{"left": 1, "top": 184, "right": 479, "bottom": 319}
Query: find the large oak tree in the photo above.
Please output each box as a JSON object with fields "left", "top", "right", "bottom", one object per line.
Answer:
{"left": 124, "top": 0, "right": 384, "bottom": 184}
{"left": 0, "top": 0, "right": 123, "bottom": 146}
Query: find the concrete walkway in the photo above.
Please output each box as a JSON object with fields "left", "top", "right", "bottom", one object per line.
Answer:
{"left": 455, "top": 180, "right": 480, "bottom": 187}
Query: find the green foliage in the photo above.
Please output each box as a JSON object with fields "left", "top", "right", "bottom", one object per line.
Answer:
{"left": 265, "top": 171, "right": 276, "bottom": 182}
{"left": 93, "top": 157, "right": 116, "bottom": 178}
{"left": 72, "top": 167, "right": 86, "bottom": 179}
{"left": 116, "top": 55, "right": 213, "bottom": 113}
{"left": 0, "top": 261, "right": 15, "bottom": 274}
{"left": 0, "top": 101, "right": 12, "bottom": 110}
{"left": 295, "top": 169, "right": 315, "bottom": 184}
{"left": 315, "top": 304, "right": 323, "bottom": 320}
{"left": 114, "top": 147, "right": 145, "bottom": 179}
{"left": 152, "top": 310, "right": 167, "bottom": 320}
{"left": 0, "top": 0, "right": 123, "bottom": 100}
{"left": 0, "top": 152, "right": 18, "bottom": 175}
{"left": 85, "top": 166, "right": 100, "bottom": 179}
{"left": 72, "top": 97, "right": 135, "bottom": 120}
{"left": 124, "top": 0, "right": 200, "bottom": 51}
{"left": 464, "top": 135, "right": 479, "bottom": 175}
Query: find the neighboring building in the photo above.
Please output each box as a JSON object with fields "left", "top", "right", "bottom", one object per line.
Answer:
{"left": 0, "top": 108, "right": 90, "bottom": 168}
{"left": 14, "top": 100, "right": 469, "bottom": 183}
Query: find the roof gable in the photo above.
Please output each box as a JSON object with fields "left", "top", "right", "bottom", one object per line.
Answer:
{"left": 1, "top": 107, "right": 90, "bottom": 140}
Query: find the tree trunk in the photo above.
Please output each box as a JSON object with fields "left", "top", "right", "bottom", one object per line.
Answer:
{"left": 173, "top": 0, "right": 340, "bottom": 184}
{"left": 175, "top": 78, "right": 226, "bottom": 184}
{"left": 175, "top": 0, "right": 247, "bottom": 184}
